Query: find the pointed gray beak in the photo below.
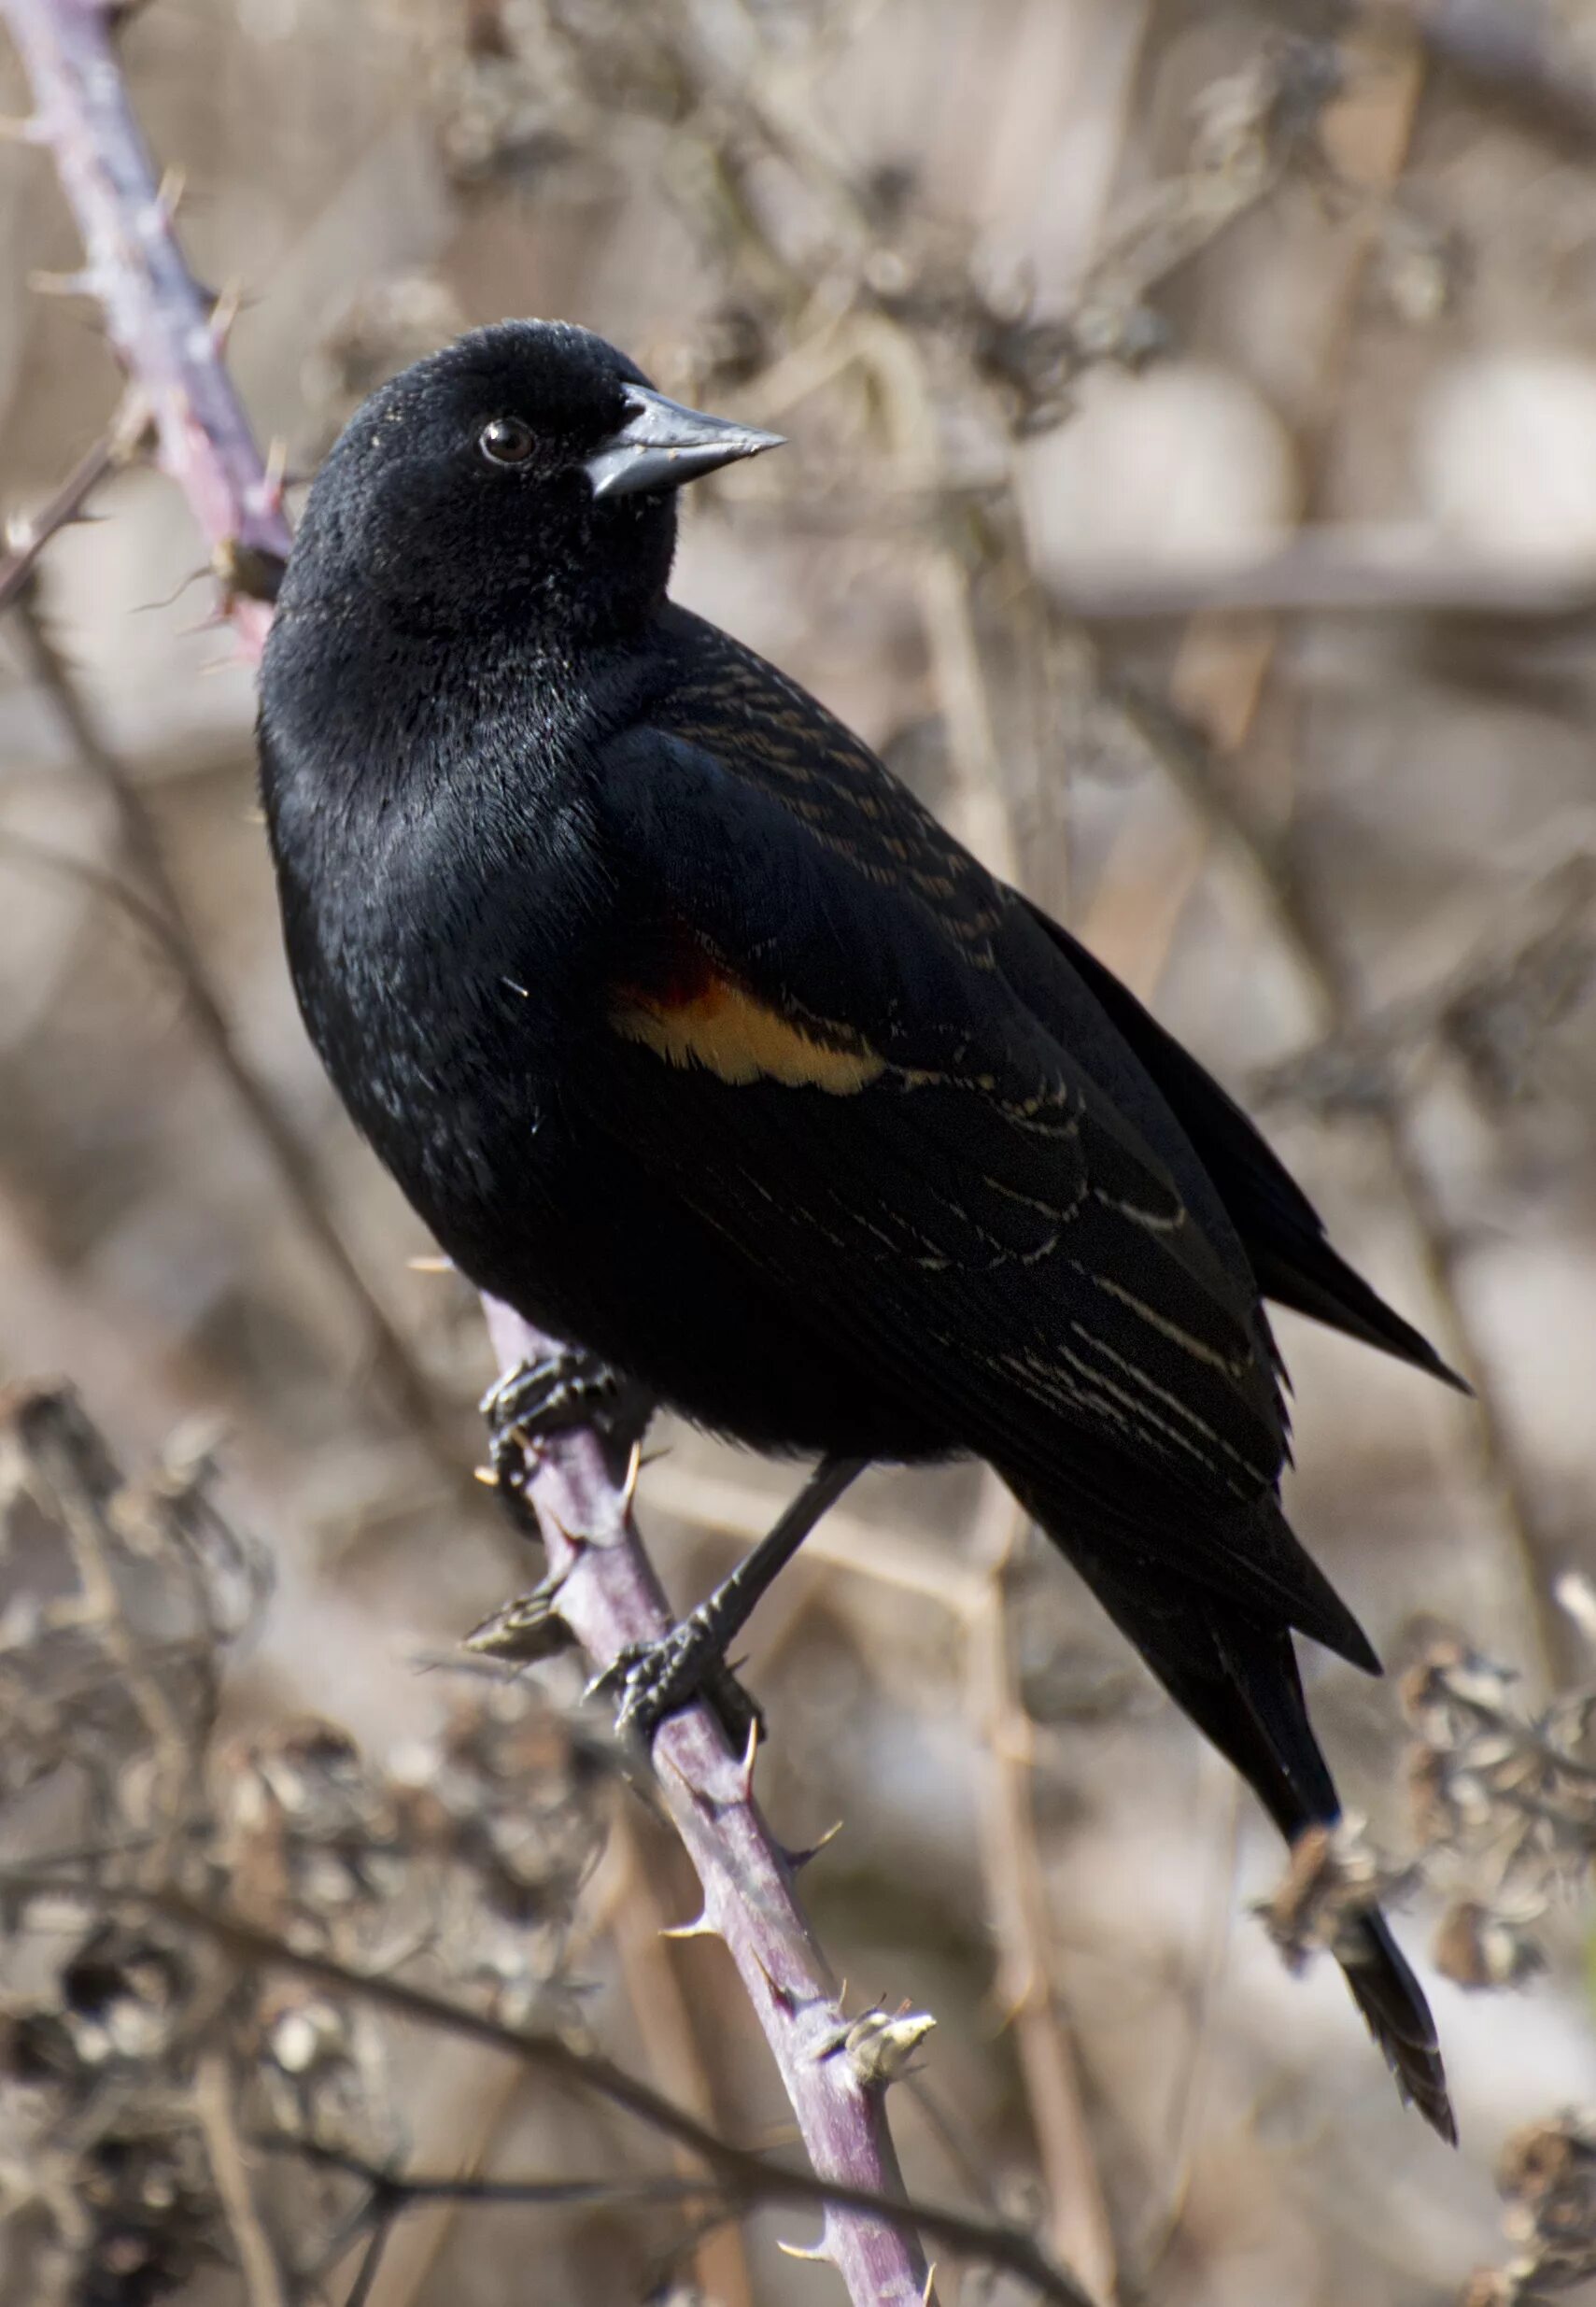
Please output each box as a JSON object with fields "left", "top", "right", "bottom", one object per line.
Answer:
{"left": 584, "top": 386, "right": 784, "bottom": 501}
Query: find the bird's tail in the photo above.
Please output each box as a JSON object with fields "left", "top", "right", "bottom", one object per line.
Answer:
{"left": 1021, "top": 1500, "right": 1456, "bottom": 2143}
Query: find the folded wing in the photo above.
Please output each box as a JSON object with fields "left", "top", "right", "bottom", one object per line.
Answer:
{"left": 585, "top": 662, "right": 1370, "bottom": 1662}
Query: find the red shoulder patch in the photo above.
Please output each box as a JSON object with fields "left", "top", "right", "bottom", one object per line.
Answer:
{"left": 610, "top": 937, "right": 883, "bottom": 1094}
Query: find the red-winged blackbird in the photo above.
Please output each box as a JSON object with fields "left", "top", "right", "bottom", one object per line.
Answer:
{"left": 259, "top": 320, "right": 1460, "bottom": 2139}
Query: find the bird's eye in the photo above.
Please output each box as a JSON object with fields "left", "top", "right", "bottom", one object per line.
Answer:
{"left": 479, "top": 417, "right": 536, "bottom": 467}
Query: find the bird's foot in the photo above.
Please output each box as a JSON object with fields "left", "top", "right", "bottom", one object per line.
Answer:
{"left": 589, "top": 1612, "right": 764, "bottom": 1755}
{"left": 480, "top": 1346, "right": 648, "bottom": 1527}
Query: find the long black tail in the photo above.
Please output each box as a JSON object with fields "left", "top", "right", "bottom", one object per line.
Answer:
{"left": 1030, "top": 1516, "right": 1455, "bottom": 2142}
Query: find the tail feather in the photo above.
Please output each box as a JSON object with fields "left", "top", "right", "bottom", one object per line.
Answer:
{"left": 1250, "top": 1239, "right": 1469, "bottom": 1397}
{"left": 1345, "top": 1911, "right": 1456, "bottom": 2144}
{"left": 1027, "top": 1506, "right": 1456, "bottom": 2143}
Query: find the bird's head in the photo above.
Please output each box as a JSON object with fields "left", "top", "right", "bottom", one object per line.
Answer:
{"left": 278, "top": 319, "right": 782, "bottom": 642}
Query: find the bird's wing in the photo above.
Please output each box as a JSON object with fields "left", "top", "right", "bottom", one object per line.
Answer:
{"left": 651, "top": 617, "right": 1460, "bottom": 1391}
{"left": 1005, "top": 900, "right": 1466, "bottom": 1390}
{"left": 578, "top": 635, "right": 1373, "bottom": 1649}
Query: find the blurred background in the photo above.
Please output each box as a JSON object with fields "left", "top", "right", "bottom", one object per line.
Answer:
{"left": 2, "top": 1, "right": 1596, "bottom": 2301}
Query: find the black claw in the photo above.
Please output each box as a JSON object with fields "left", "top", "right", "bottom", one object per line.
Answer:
{"left": 463, "top": 1575, "right": 575, "bottom": 1663}
{"left": 481, "top": 1346, "right": 652, "bottom": 1529}
{"left": 481, "top": 1344, "right": 627, "bottom": 1447}
{"left": 591, "top": 1618, "right": 764, "bottom": 1752}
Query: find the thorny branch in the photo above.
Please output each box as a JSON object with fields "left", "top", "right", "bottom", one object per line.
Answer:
{"left": 477, "top": 1299, "right": 954, "bottom": 2306}
{"left": 0, "top": 5, "right": 1076, "bottom": 2301}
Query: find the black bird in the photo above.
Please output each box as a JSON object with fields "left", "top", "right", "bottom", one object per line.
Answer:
{"left": 259, "top": 319, "right": 1461, "bottom": 2140}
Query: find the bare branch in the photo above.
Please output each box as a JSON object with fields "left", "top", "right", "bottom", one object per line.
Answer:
{"left": 0, "top": 383, "right": 147, "bottom": 615}
{"left": 192, "top": 2046, "right": 293, "bottom": 2307}
{"left": 7, "top": 587, "right": 467, "bottom": 1476}
{"left": 1376, "top": 0, "right": 1596, "bottom": 149}
{"left": 1046, "top": 530, "right": 1596, "bottom": 624}
{"left": 264, "top": 2135, "right": 723, "bottom": 2212}
{"left": 1106, "top": 675, "right": 1569, "bottom": 1685}
{"left": 967, "top": 1479, "right": 1119, "bottom": 2301}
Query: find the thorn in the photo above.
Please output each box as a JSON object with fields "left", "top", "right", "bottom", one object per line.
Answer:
{"left": 154, "top": 163, "right": 186, "bottom": 222}
{"left": 208, "top": 280, "right": 242, "bottom": 349}
{"left": 923, "top": 2264, "right": 938, "bottom": 2305}
{"left": 742, "top": 1934, "right": 799, "bottom": 2010}
{"left": 658, "top": 1913, "right": 718, "bottom": 1941}
{"left": 776, "top": 2238, "right": 832, "bottom": 2264}
{"left": 544, "top": 1507, "right": 583, "bottom": 1555}
{"left": 29, "top": 268, "right": 100, "bottom": 300}
{"left": 244, "top": 480, "right": 282, "bottom": 526}
{"left": 262, "top": 434, "right": 290, "bottom": 504}
{"left": 405, "top": 1254, "right": 453, "bottom": 1273}
{"left": 782, "top": 1819, "right": 843, "bottom": 1872}
{"left": 473, "top": 1465, "right": 498, "bottom": 1488}
{"left": 737, "top": 1711, "right": 760, "bottom": 1799}
{"left": 1556, "top": 1566, "right": 1596, "bottom": 1649}
{"left": 622, "top": 1437, "right": 643, "bottom": 1515}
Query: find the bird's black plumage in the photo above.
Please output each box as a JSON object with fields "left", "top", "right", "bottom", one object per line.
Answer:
{"left": 259, "top": 319, "right": 1458, "bottom": 2140}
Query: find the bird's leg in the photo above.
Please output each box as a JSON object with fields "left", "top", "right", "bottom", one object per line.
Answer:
{"left": 481, "top": 1344, "right": 653, "bottom": 1526}
{"left": 593, "top": 1453, "right": 868, "bottom": 1747}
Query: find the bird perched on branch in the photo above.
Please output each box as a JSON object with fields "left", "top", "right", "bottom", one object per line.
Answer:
{"left": 259, "top": 318, "right": 1462, "bottom": 2140}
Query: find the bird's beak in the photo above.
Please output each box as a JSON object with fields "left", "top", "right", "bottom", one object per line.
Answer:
{"left": 584, "top": 387, "right": 784, "bottom": 501}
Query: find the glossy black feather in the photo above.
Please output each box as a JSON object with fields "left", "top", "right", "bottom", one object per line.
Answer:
{"left": 1010, "top": 906, "right": 1469, "bottom": 1391}
{"left": 257, "top": 320, "right": 1456, "bottom": 2141}
{"left": 1035, "top": 1500, "right": 1454, "bottom": 2141}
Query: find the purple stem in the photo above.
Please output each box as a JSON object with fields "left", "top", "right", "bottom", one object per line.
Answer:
{"left": 3, "top": 5, "right": 937, "bottom": 2295}
{"left": 483, "top": 1304, "right": 934, "bottom": 2303}
{"left": 6, "top": 0, "right": 291, "bottom": 654}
